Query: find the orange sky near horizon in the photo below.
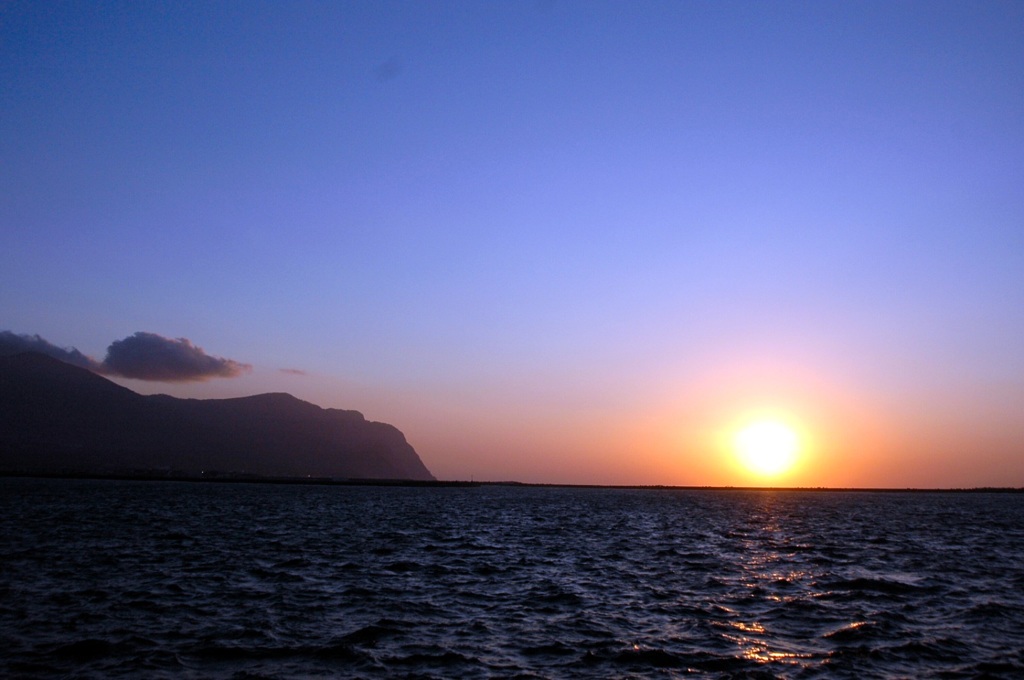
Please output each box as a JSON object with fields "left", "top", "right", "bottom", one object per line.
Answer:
{"left": 108, "top": 347, "right": 1024, "bottom": 489}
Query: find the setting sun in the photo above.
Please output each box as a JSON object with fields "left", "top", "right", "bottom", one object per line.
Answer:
{"left": 733, "top": 419, "right": 800, "bottom": 478}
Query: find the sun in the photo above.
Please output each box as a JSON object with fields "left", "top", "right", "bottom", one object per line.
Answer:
{"left": 733, "top": 418, "right": 800, "bottom": 478}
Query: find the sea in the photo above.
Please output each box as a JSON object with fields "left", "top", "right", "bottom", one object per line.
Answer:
{"left": 2, "top": 478, "right": 1023, "bottom": 679}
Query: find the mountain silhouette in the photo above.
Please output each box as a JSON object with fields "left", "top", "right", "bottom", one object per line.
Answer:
{"left": 0, "top": 352, "right": 434, "bottom": 480}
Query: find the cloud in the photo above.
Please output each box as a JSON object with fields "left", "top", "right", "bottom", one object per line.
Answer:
{"left": 279, "top": 367, "right": 308, "bottom": 376}
{"left": 0, "top": 331, "right": 103, "bottom": 372}
{"left": 102, "top": 332, "right": 251, "bottom": 382}
{"left": 1, "top": 330, "right": 251, "bottom": 382}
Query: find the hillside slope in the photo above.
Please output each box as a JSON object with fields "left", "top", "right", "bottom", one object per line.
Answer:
{"left": 0, "top": 352, "right": 434, "bottom": 480}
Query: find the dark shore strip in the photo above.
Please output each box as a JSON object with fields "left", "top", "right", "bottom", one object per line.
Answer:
{"left": 0, "top": 470, "right": 1021, "bottom": 493}
{"left": 0, "top": 470, "right": 478, "bottom": 487}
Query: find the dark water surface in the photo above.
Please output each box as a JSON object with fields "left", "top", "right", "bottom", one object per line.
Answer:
{"left": 2, "top": 479, "right": 1023, "bottom": 678}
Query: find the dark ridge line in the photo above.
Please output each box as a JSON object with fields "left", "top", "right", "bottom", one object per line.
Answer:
{"left": 1, "top": 471, "right": 1021, "bottom": 493}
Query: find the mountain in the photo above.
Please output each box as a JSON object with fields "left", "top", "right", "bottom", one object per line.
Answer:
{"left": 0, "top": 352, "right": 434, "bottom": 480}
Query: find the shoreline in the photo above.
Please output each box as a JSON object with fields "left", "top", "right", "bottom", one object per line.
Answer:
{"left": 1, "top": 471, "right": 1021, "bottom": 493}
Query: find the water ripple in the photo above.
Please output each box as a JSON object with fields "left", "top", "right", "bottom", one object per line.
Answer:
{"left": 2, "top": 480, "right": 1023, "bottom": 678}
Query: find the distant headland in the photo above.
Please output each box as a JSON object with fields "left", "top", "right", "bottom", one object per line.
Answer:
{"left": 0, "top": 352, "right": 435, "bottom": 481}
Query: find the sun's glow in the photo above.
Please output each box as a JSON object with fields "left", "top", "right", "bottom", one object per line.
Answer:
{"left": 733, "top": 419, "right": 800, "bottom": 478}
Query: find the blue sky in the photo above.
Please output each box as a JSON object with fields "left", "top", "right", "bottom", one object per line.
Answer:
{"left": 3, "top": 1, "right": 1023, "bottom": 485}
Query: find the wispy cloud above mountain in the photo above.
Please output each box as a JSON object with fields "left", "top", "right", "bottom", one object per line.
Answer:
{"left": 0, "top": 330, "right": 250, "bottom": 382}
{"left": 0, "top": 331, "right": 102, "bottom": 372}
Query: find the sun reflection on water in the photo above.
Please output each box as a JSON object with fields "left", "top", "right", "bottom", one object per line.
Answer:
{"left": 712, "top": 495, "right": 831, "bottom": 667}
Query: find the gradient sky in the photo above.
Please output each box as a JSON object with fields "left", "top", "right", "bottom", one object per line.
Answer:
{"left": 3, "top": 1, "right": 1023, "bottom": 487}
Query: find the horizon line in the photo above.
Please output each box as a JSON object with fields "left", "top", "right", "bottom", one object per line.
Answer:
{"left": 2, "top": 472, "right": 1021, "bottom": 493}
